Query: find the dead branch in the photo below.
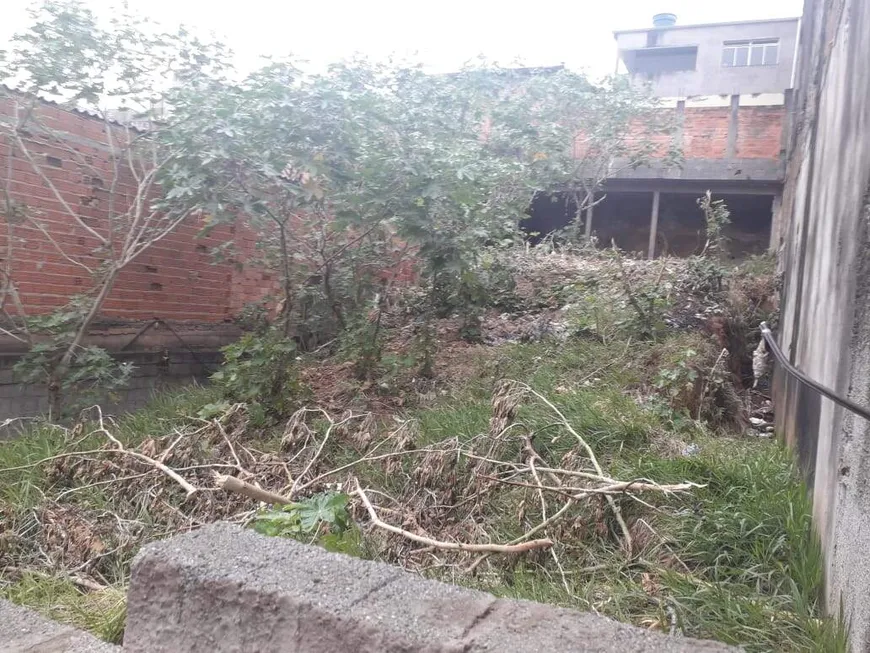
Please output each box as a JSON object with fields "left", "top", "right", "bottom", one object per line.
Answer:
{"left": 354, "top": 480, "right": 552, "bottom": 555}
{"left": 512, "top": 382, "right": 634, "bottom": 554}
{"left": 288, "top": 409, "right": 366, "bottom": 498}
{"left": 214, "top": 473, "right": 291, "bottom": 505}
{"left": 293, "top": 447, "right": 441, "bottom": 493}
{"left": 480, "top": 475, "right": 700, "bottom": 498}
{"left": 91, "top": 406, "right": 198, "bottom": 498}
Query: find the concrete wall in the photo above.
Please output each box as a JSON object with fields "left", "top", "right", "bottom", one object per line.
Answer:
{"left": 616, "top": 18, "right": 799, "bottom": 97}
{"left": 123, "top": 522, "right": 736, "bottom": 653}
{"left": 774, "top": 0, "right": 870, "bottom": 649}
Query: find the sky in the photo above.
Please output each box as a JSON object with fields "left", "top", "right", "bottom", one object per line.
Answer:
{"left": 1, "top": 0, "right": 802, "bottom": 78}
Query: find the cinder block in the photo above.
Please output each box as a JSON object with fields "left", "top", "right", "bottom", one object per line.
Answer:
{"left": 125, "top": 523, "right": 737, "bottom": 653}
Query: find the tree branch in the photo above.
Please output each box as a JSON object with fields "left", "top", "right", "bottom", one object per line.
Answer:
{"left": 354, "top": 479, "right": 552, "bottom": 554}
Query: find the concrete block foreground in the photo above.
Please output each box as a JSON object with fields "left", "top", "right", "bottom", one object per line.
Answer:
{"left": 0, "top": 600, "right": 118, "bottom": 653}
{"left": 125, "top": 522, "right": 737, "bottom": 652}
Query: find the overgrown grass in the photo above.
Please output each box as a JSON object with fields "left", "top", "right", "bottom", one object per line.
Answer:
{"left": 0, "top": 335, "right": 845, "bottom": 651}
{"left": 2, "top": 573, "right": 126, "bottom": 644}
{"left": 405, "top": 337, "right": 845, "bottom": 652}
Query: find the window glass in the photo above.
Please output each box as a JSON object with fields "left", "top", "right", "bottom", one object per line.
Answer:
{"left": 722, "top": 39, "right": 780, "bottom": 67}
{"left": 750, "top": 46, "right": 764, "bottom": 65}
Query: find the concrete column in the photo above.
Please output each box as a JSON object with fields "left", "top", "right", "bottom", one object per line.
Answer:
{"left": 726, "top": 94, "right": 740, "bottom": 159}
{"left": 647, "top": 190, "right": 661, "bottom": 259}
{"left": 674, "top": 100, "right": 686, "bottom": 156}
{"left": 769, "top": 193, "right": 783, "bottom": 251}
{"left": 584, "top": 194, "right": 594, "bottom": 240}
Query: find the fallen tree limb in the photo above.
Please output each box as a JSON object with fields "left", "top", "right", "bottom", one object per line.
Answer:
{"left": 90, "top": 406, "right": 198, "bottom": 498}
{"left": 214, "top": 473, "right": 291, "bottom": 505}
{"left": 514, "top": 382, "right": 634, "bottom": 555}
{"left": 354, "top": 480, "right": 552, "bottom": 554}
{"left": 480, "top": 475, "right": 700, "bottom": 498}
{"left": 288, "top": 409, "right": 367, "bottom": 498}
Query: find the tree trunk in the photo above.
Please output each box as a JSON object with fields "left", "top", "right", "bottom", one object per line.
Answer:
{"left": 276, "top": 219, "right": 294, "bottom": 338}
{"left": 48, "top": 268, "right": 118, "bottom": 417}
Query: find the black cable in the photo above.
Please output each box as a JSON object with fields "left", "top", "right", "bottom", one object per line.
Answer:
{"left": 760, "top": 321, "right": 870, "bottom": 423}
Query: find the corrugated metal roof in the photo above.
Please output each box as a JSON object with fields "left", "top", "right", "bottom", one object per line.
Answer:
{"left": 0, "top": 84, "right": 150, "bottom": 131}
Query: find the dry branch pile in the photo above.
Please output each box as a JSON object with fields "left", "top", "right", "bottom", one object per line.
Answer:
{"left": 2, "top": 379, "right": 700, "bottom": 590}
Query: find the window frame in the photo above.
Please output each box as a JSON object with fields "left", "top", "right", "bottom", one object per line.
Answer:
{"left": 722, "top": 38, "right": 779, "bottom": 68}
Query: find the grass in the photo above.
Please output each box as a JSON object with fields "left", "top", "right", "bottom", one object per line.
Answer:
{"left": 2, "top": 573, "right": 126, "bottom": 644}
{"left": 405, "top": 337, "right": 846, "bottom": 652}
{"left": 0, "top": 334, "right": 846, "bottom": 652}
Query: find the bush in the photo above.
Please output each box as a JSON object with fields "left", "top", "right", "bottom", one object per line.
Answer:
{"left": 211, "top": 331, "right": 309, "bottom": 423}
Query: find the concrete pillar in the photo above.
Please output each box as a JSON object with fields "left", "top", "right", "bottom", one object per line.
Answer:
{"left": 769, "top": 192, "right": 783, "bottom": 251}
{"left": 647, "top": 190, "right": 661, "bottom": 259}
{"left": 726, "top": 94, "right": 740, "bottom": 159}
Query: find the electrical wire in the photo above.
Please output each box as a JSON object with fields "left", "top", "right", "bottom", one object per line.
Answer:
{"left": 760, "top": 321, "right": 870, "bottom": 423}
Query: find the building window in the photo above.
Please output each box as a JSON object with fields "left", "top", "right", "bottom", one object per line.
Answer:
{"left": 722, "top": 39, "right": 779, "bottom": 67}
{"left": 633, "top": 46, "right": 698, "bottom": 75}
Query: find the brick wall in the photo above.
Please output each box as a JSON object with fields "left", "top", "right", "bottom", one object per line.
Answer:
{"left": 0, "top": 93, "right": 273, "bottom": 327}
{"left": 734, "top": 106, "right": 785, "bottom": 159}
{"left": 682, "top": 107, "right": 732, "bottom": 159}
{"left": 0, "top": 93, "right": 784, "bottom": 331}
{"left": 620, "top": 101, "right": 786, "bottom": 164}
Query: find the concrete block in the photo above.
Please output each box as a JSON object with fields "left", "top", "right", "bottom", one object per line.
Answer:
{"left": 125, "top": 523, "right": 738, "bottom": 653}
{"left": 0, "top": 599, "right": 118, "bottom": 653}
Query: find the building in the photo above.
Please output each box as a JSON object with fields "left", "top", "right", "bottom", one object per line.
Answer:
{"left": 529, "top": 14, "right": 799, "bottom": 258}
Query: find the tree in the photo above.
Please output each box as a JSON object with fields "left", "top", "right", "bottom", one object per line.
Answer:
{"left": 161, "top": 59, "right": 538, "bottom": 353}
{"left": 161, "top": 60, "right": 676, "bottom": 365}
{"left": 0, "top": 0, "right": 230, "bottom": 415}
{"left": 498, "top": 69, "right": 680, "bottom": 241}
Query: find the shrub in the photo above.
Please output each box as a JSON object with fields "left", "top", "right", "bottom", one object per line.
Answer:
{"left": 211, "top": 331, "right": 309, "bottom": 423}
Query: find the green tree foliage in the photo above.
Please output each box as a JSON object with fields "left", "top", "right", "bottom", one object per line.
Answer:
{"left": 501, "top": 69, "right": 681, "bottom": 239}
{"left": 0, "top": 0, "right": 231, "bottom": 415}
{"left": 211, "top": 332, "right": 308, "bottom": 424}
{"left": 3, "top": 1, "right": 675, "bottom": 407}
{"left": 160, "top": 60, "right": 675, "bottom": 361}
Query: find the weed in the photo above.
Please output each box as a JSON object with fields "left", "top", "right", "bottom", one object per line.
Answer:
{"left": 0, "top": 574, "right": 126, "bottom": 644}
{"left": 0, "top": 252, "right": 842, "bottom": 653}
{"left": 697, "top": 191, "right": 731, "bottom": 258}
{"left": 253, "top": 491, "right": 351, "bottom": 538}
{"left": 211, "top": 331, "right": 309, "bottom": 424}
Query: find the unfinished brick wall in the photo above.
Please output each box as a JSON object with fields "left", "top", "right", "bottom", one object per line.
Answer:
{"left": 0, "top": 94, "right": 273, "bottom": 325}
{"left": 620, "top": 103, "right": 786, "bottom": 163}
{"left": 735, "top": 106, "right": 785, "bottom": 159}
{"left": 0, "top": 94, "right": 785, "bottom": 331}
{"left": 683, "top": 104, "right": 785, "bottom": 160}
{"left": 682, "top": 107, "right": 732, "bottom": 159}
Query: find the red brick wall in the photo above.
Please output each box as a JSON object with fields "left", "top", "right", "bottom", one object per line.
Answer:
{"left": 616, "top": 103, "right": 785, "bottom": 162}
{"left": 0, "top": 95, "right": 272, "bottom": 324}
{"left": 682, "top": 107, "right": 731, "bottom": 159}
{"left": 735, "top": 106, "right": 785, "bottom": 159}
{"left": 682, "top": 105, "right": 785, "bottom": 159}
{"left": 0, "top": 95, "right": 785, "bottom": 332}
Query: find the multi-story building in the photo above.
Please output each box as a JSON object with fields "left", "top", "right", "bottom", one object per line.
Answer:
{"left": 530, "top": 14, "right": 799, "bottom": 258}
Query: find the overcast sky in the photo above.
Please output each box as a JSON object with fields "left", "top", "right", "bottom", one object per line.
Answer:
{"left": 1, "top": 0, "right": 802, "bottom": 77}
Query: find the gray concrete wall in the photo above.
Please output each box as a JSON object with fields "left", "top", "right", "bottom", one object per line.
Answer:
{"left": 124, "top": 522, "right": 737, "bottom": 653}
{"left": 0, "top": 349, "right": 221, "bottom": 426}
{"left": 0, "top": 319, "right": 240, "bottom": 424}
{"left": 774, "top": 0, "right": 870, "bottom": 649}
{"left": 616, "top": 18, "right": 799, "bottom": 96}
